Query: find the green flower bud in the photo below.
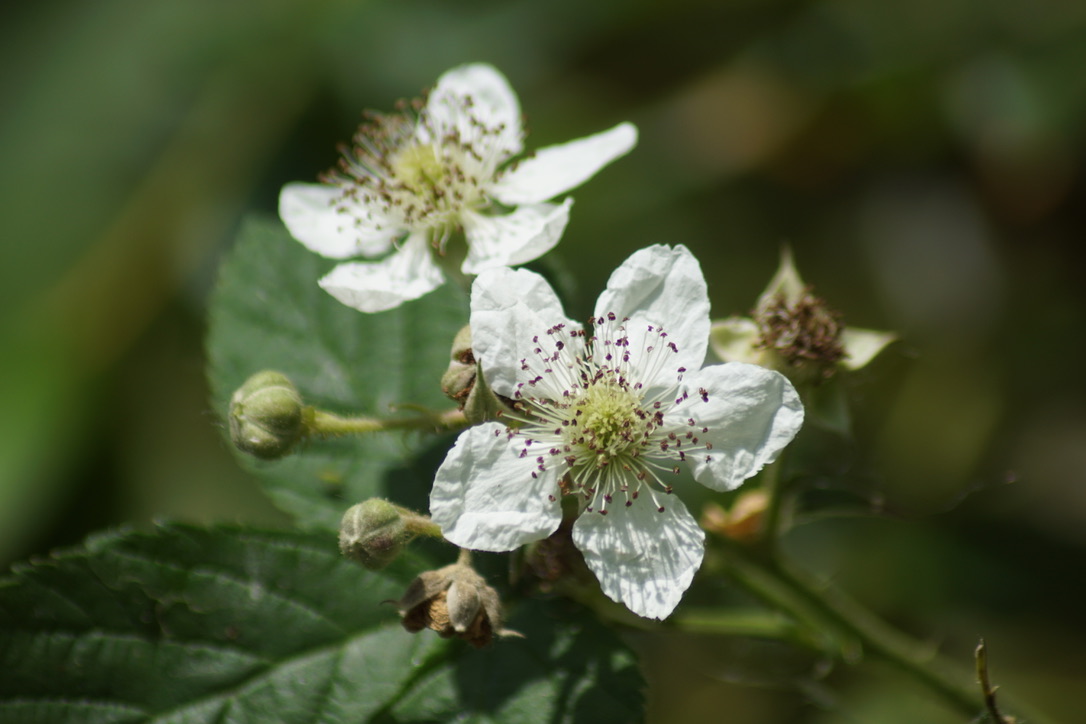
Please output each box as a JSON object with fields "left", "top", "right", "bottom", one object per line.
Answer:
{"left": 229, "top": 371, "right": 305, "bottom": 459}
{"left": 339, "top": 499, "right": 413, "bottom": 570}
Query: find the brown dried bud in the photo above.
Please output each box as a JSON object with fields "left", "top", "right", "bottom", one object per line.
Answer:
{"left": 394, "top": 561, "right": 520, "bottom": 648}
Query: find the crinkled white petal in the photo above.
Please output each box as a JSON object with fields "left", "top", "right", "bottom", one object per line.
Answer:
{"left": 671, "top": 362, "right": 804, "bottom": 492}
{"left": 430, "top": 423, "right": 563, "bottom": 551}
{"left": 427, "top": 63, "right": 523, "bottom": 160}
{"left": 490, "top": 122, "right": 638, "bottom": 205}
{"left": 461, "top": 200, "right": 572, "bottom": 274}
{"left": 279, "top": 182, "right": 399, "bottom": 259}
{"left": 470, "top": 267, "right": 582, "bottom": 398}
{"left": 317, "top": 233, "right": 444, "bottom": 313}
{"left": 595, "top": 245, "right": 711, "bottom": 386}
{"left": 572, "top": 496, "right": 705, "bottom": 620}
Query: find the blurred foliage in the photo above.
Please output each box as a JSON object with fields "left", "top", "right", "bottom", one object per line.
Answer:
{"left": 2, "top": 0, "right": 1085, "bottom": 721}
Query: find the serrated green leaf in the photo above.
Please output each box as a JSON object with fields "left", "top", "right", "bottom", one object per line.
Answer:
{"left": 207, "top": 216, "right": 468, "bottom": 529}
{"left": 0, "top": 525, "right": 644, "bottom": 724}
{"left": 385, "top": 598, "right": 645, "bottom": 724}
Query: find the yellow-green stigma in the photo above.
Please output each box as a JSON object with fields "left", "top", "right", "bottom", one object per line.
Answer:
{"left": 392, "top": 144, "right": 446, "bottom": 194}
{"left": 510, "top": 315, "right": 710, "bottom": 516}
{"left": 573, "top": 373, "right": 644, "bottom": 461}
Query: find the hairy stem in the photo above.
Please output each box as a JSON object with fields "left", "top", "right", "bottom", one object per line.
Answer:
{"left": 306, "top": 407, "right": 468, "bottom": 437}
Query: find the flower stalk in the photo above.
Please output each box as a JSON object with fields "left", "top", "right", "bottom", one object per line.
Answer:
{"left": 306, "top": 406, "right": 468, "bottom": 437}
{"left": 705, "top": 534, "right": 1055, "bottom": 724}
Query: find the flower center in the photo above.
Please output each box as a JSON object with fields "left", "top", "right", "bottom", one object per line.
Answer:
{"left": 321, "top": 94, "right": 506, "bottom": 248}
{"left": 506, "top": 314, "right": 714, "bottom": 516}
{"left": 570, "top": 372, "right": 645, "bottom": 460}
{"left": 391, "top": 144, "right": 446, "bottom": 193}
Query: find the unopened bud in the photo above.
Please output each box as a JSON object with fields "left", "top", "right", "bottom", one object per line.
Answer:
{"left": 339, "top": 499, "right": 414, "bottom": 570}
{"left": 394, "top": 560, "right": 520, "bottom": 648}
{"left": 440, "top": 325, "right": 510, "bottom": 424}
{"left": 230, "top": 371, "right": 305, "bottom": 459}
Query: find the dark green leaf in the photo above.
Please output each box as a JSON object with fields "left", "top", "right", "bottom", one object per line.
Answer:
{"left": 0, "top": 525, "right": 644, "bottom": 724}
{"left": 207, "top": 216, "right": 468, "bottom": 529}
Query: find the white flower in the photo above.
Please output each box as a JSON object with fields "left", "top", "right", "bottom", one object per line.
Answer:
{"left": 279, "top": 63, "right": 638, "bottom": 313}
{"left": 430, "top": 245, "right": 804, "bottom": 620}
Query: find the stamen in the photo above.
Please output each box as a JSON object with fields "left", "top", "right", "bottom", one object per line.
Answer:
{"left": 510, "top": 315, "right": 715, "bottom": 516}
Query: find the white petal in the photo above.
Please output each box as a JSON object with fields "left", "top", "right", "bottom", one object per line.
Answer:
{"left": 672, "top": 363, "right": 804, "bottom": 491}
{"left": 470, "top": 267, "right": 582, "bottom": 398}
{"left": 595, "top": 245, "right": 711, "bottom": 386}
{"left": 279, "top": 182, "right": 399, "bottom": 259}
{"left": 572, "top": 496, "right": 705, "bottom": 620}
{"left": 461, "top": 200, "right": 572, "bottom": 273}
{"left": 430, "top": 423, "right": 563, "bottom": 551}
{"left": 491, "top": 122, "right": 638, "bottom": 205}
{"left": 427, "top": 63, "right": 523, "bottom": 159}
{"left": 317, "top": 233, "right": 444, "bottom": 313}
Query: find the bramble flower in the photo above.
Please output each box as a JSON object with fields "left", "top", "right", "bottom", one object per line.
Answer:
{"left": 711, "top": 248, "right": 896, "bottom": 381}
{"left": 279, "top": 63, "right": 638, "bottom": 313}
{"left": 429, "top": 245, "right": 804, "bottom": 620}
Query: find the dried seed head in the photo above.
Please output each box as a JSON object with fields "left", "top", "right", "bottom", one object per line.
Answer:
{"left": 754, "top": 288, "right": 846, "bottom": 381}
{"left": 393, "top": 561, "right": 520, "bottom": 648}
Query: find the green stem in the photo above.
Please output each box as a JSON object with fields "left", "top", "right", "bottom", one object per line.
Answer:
{"left": 756, "top": 460, "right": 786, "bottom": 550}
{"left": 708, "top": 538, "right": 1055, "bottom": 723}
{"left": 672, "top": 607, "right": 825, "bottom": 651}
{"left": 306, "top": 407, "right": 468, "bottom": 437}
{"left": 398, "top": 508, "right": 444, "bottom": 540}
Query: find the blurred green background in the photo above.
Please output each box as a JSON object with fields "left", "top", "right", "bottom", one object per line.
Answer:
{"left": 3, "top": 0, "right": 1085, "bottom": 721}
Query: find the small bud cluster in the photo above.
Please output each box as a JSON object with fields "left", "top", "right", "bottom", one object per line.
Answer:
{"left": 754, "top": 289, "right": 846, "bottom": 380}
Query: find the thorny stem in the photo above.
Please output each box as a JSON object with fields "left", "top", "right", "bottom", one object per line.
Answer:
{"left": 705, "top": 536, "right": 1055, "bottom": 724}
{"left": 306, "top": 407, "right": 468, "bottom": 437}
{"left": 976, "top": 639, "right": 1015, "bottom": 724}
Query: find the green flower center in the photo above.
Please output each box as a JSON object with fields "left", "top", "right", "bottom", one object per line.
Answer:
{"left": 569, "top": 373, "right": 647, "bottom": 464}
{"left": 392, "top": 144, "right": 446, "bottom": 193}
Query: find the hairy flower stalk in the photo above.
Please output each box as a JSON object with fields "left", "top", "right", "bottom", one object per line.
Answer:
{"left": 430, "top": 245, "right": 804, "bottom": 619}
{"left": 279, "top": 63, "right": 637, "bottom": 313}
